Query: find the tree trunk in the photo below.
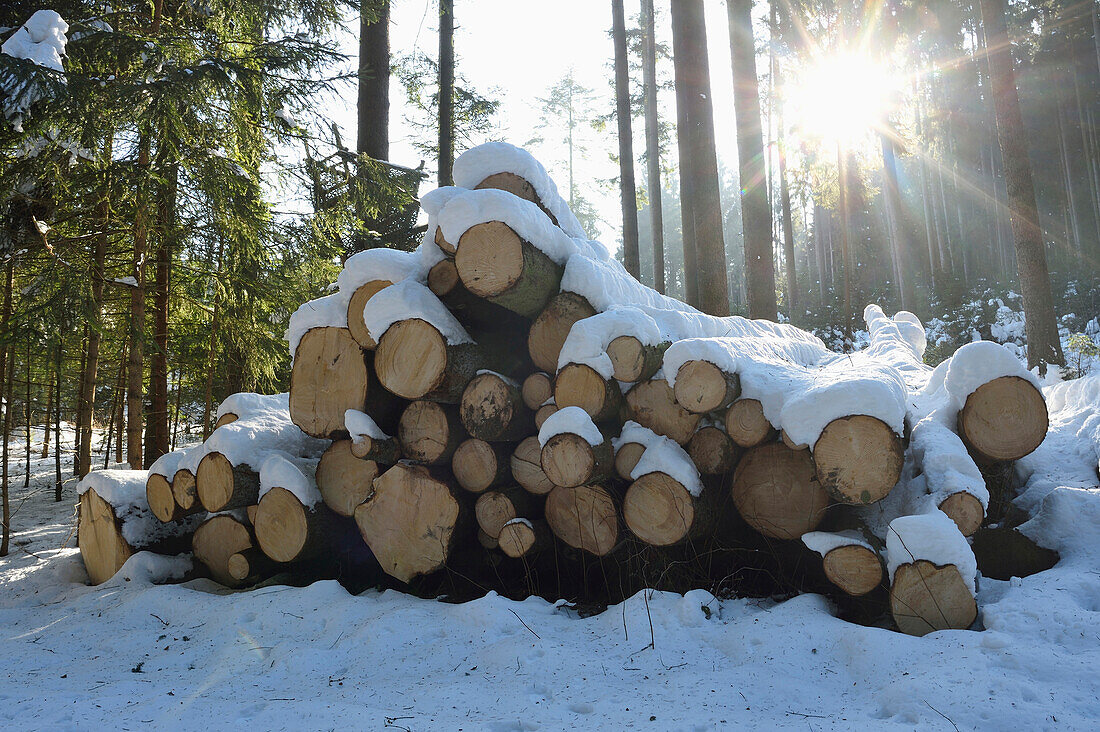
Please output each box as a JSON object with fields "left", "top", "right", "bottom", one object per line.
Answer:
{"left": 880, "top": 133, "right": 914, "bottom": 310}
{"left": 201, "top": 237, "right": 224, "bottom": 439}
{"left": 53, "top": 345, "right": 62, "bottom": 501}
{"left": 641, "top": 0, "right": 665, "bottom": 293}
{"left": 128, "top": 133, "right": 151, "bottom": 470}
{"left": 726, "top": 0, "right": 777, "bottom": 320}
{"left": 149, "top": 161, "right": 177, "bottom": 464}
{"left": 358, "top": 1, "right": 390, "bottom": 159}
{"left": 438, "top": 0, "right": 454, "bottom": 185}
{"left": 0, "top": 264, "right": 10, "bottom": 557}
{"left": 777, "top": 106, "right": 798, "bottom": 320}
{"left": 978, "top": 0, "right": 1065, "bottom": 371}
{"left": 41, "top": 356, "right": 52, "bottom": 459}
{"left": 612, "top": 0, "right": 640, "bottom": 280}
{"left": 79, "top": 174, "right": 109, "bottom": 477}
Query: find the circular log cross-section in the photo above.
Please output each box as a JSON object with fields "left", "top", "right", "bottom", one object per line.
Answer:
{"left": 623, "top": 472, "right": 697, "bottom": 547}
{"left": 290, "top": 327, "right": 370, "bottom": 438}
{"left": 607, "top": 336, "right": 666, "bottom": 384}
{"left": 545, "top": 484, "right": 620, "bottom": 556}
{"left": 316, "top": 439, "right": 381, "bottom": 517}
{"left": 254, "top": 487, "right": 333, "bottom": 565}
{"left": 890, "top": 560, "right": 978, "bottom": 636}
{"left": 428, "top": 258, "right": 460, "bottom": 298}
{"left": 455, "top": 222, "right": 561, "bottom": 318}
{"left": 474, "top": 487, "right": 538, "bottom": 540}
{"left": 214, "top": 413, "right": 238, "bottom": 430}
{"left": 511, "top": 436, "right": 555, "bottom": 495}
{"left": 521, "top": 372, "right": 554, "bottom": 411}
{"left": 398, "top": 401, "right": 465, "bottom": 465}
{"left": 731, "top": 443, "right": 830, "bottom": 540}
{"left": 554, "top": 363, "right": 621, "bottom": 423}
{"left": 475, "top": 172, "right": 559, "bottom": 226}
{"left": 724, "top": 399, "right": 775, "bottom": 448}
{"left": 958, "top": 375, "right": 1048, "bottom": 462}
{"left": 938, "top": 492, "right": 984, "bottom": 537}
{"left": 375, "top": 319, "right": 455, "bottom": 401}
{"left": 541, "top": 433, "right": 611, "bottom": 489}
{"left": 346, "top": 279, "right": 393, "bottom": 349}
{"left": 812, "top": 415, "right": 903, "bottom": 505}
{"left": 687, "top": 425, "right": 739, "bottom": 475}
{"left": 171, "top": 469, "right": 198, "bottom": 511}
{"left": 534, "top": 403, "right": 558, "bottom": 430}
{"left": 78, "top": 490, "right": 133, "bottom": 586}
{"left": 146, "top": 472, "right": 179, "bottom": 523}
{"left": 460, "top": 372, "right": 531, "bottom": 441}
{"left": 822, "top": 544, "right": 883, "bottom": 597}
{"left": 196, "top": 452, "right": 260, "bottom": 513}
{"left": 453, "top": 438, "right": 510, "bottom": 493}
{"left": 528, "top": 292, "right": 596, "bottom": 373}
{"left": 626, "top": 379, "right": 701, "bottom": 445}
{"left": 498, "top": 519, "right": 550, "bottom": 559}
{"left": 193, "top": 514, "right": 254, "bottom": 588}
{"left": 674, "top": 361, "right": 741, "bottom": 414}
{"left": 614, "top": 441, "right": 646, "bottom": 481}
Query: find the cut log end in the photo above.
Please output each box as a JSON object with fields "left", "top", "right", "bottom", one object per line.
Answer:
{"left": 890, "top": 560, "right": 977, "bottom": 636}
{"left": 527, "top": 292, "right": 596, "bottom": 373}
{"left": 521, "top": 372, "right": 553, "bottom": 411}
{"left": 289, "top": 326, "right": 370, "bottom": 438}
{"left": 213, "top": 413, "right": 238, "bottom": 430}
{"left": 958, "top": 375, "right": 1048, "bottom": 462}
{"left": 554, "top": 362, "right": 620, "bottom": 423}
{"left": 456, "top": 221, "right": 560, "bottom": 317}
{"left": 171, "top": 469, "right": 198, "bottom": 511}
{"left": 197, "top": 451, "right": 242, "bottom": 512}
{"left": 626, "top": 379, "right": 700, "bottom": 445}
{"left": 434, "top": 225, "right": 455, "bottom": 255}
{"left": 534, "top": 403, "right": 558, "bottom": 430}
{"left": 317, "top": 440, "right": 381, "bottom": 517}
{"left": 674, "top": 361, "right": 740, "bottom": 414}
{"left": 398, "top": 401, "right": 464, "bottom": 465}
{"left": 460, "top": 371, "right": 530, "bottom": 441}
{"left": 813, "top": 415, "right": 903, "bottom": 505}
{"left": 498, "top": 519, "right": 550, "bottom": 559}
{"left": 474, "top": 172, "right": 556, "bottom": 224}
{"left": 731, "top": 443, "right": 830, "bottom": 540}
{"left": 686, "top": 426, "right": 739, "bottom": 475}
{"left": 614, "top": 441, "right": 645, "bottom": 481}
{"left": 193, "top": 514, "right": 253, "bottom": 587}
{"left": 724, "top": 399, "right": 775, "bottom": 448}
{"left": 254, "top": 487, "right": 311, "bottom": 564}
{"left": 511, "top": 436, "right": 555, "bottom": 495}
{"left": 78, "top": 490, "right": 133, "bottom": 586}
{"left": 822, "top": 544, "right": 883, "bottom": 596}
{"left": 427, "top": 258, "right": 460, "bottom": 298}
{"left": 938, "top": 491, "right": 984, "bottom": 537}
{"left": 453, "top": 438, "right": 507, "bottom": 493}
{"left": 541, "top": 433, "right": 604, "bottom": 489}
{"left": 346, "top": 279, "right": 393, "bottom": 349}
{"left": 146, "top": 472, "right": 178, "bottom": 523}
{"left": 606, "top": 336, "right": 664, "bottom": 383}
{"left": 623, "top": 472, "right": 696, "bottom": 546}
{"left": 545, "top": 484, "right": 619, "bottom": 556}
{"left": 374, "top": 319, "right": 449, "bottom": 400}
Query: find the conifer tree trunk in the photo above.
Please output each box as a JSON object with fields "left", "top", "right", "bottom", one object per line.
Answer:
{"left": 148, "top": 162, "right": 177, "bottom": 464}
{"left": 613, "top": 0, "right": 640, "bottom": 280}
{"left": 41, "top": 358, "right": 52, "bottom": 459}
{"left": 128, "top": 133, "right": 150, "bottom": 470}
{"left": 641, "top": 0, "right": 665, "bottom": 293}
{"left": 880, "top": 133, "right": 913, "bottom": 310}
{"left": 777, "top": 105, "right": 797, "bottom": 320}
{"left": 978, "top": 0, "right": 1065, "bottom": 371}
{"left": 53, "top": 345, "right": 61, "bottom": 501}
{"left": 358, "top": 1, "right": 390, "bottom": 159}
{"left": 202, "top": 237, "right": 225, "bottom": 439}
{"left": 438, "top": 0, "right": 454, "bottom": 185}
{"left": 24, "top": 335, "right": 31, "bottom": 489}
{"left": 671, "top": 0, "right": 729, "bottom": 316}
{"left": 726, "top": 0, "right": 777, "bottom": 320}
{"left": 0, "top": 263, "right": 10, "bottom": 557}
{"left": 78, "top": 161, "right": 109, "bottom": 477}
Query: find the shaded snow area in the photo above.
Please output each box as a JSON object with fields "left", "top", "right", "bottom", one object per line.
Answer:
{"left": 1, "top": 383, "right": 1099, "bottom": 730}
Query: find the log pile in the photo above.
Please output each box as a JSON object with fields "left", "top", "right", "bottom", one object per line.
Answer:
{"left": 76, "top": 142, "right": 1054, "bottom": 637}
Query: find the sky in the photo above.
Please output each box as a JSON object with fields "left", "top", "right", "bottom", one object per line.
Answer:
{"left": 325, "top": 0, "right": 754, "bottom": 251}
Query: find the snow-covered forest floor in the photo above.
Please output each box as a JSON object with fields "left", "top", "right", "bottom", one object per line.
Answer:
{"left": 3, "top": 373, "right": 1100, "bottom": 730}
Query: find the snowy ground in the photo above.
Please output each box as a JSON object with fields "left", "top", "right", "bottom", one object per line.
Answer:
{"left": 3, "top": 403, "right": 1100, "bottom": 731}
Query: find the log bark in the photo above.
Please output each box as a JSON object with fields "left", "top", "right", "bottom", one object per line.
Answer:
{"left": 289, "top": 327, "right": 371, "bottom": 438}
{"left": 607, "top": 336, "right": 669, "bottom": 383}
{"left": 452, "top": 438, "right": 513, "bottom": 493}
{"left": 521, "top": 372, "right": 553, "bottom": 411}
{"left": 455, "top": 222, "right": 563, "bottom": 317}
{"left": 623, "top": 472, "right": 711, "bottom": 546}
{"left": 527, "top": 292, "right": 595, "bottom": 373}
{"left": 956, "top": 375, "right": 1048, "bottom": 462}
{"left": 354, "top": 463, "right": 468, "bottom": 583}
{"left": 890, "top": 560, "right": 977, "bottom": 636}
{"left": 196, "top": 451, "right": 261, "bottom": 512}
{"left": 541, "top": 433, "right": 614, "bottom": 489}
{"left": 686, "top": 425, "right": 740, "bottom": 474}
{"left": 545, "top": 484, "right": 622, "bottom": 557}
{"left": 554, "top": 363, "right": 623, "bottom": 424}
{"left": 674, "top": 361, "right": 741, "bottom": 414}
{"left": 625, "top": 379, "right": 701, "bottom": 445}
{"left": 398, "top": 400, "right": 465, "bottom": 465}
{"left": 724, "top": 398, "right": 776, "bottom": 448}
{"left": 316, "top": 439, "right": 382, "bottom": 517}
{"left": 460, "top": 371, "right": 532, "bottom": 441}
{"left": 731, "top": 443, "right": 829, "bottom": 540}
{"left": 192, "top": 512, "right": 256, "bottom": 588}
{"left": 511, "top": 436, "right": 555, "bottom": 495}
{"left": 812, "top": 415, "right": 903, "bottom": 505}
{"left": 346, "top": 279, "right": 393, "bottom": 349}
{"left": 374, "top": 318, "right": 484, "bottom": 402}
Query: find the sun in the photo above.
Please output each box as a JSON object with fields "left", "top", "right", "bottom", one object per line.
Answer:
{"left": 785, "top": 52, "right": 901, "bottom": 146}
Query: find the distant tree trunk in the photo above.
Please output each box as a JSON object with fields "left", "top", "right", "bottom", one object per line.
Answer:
{"left": 114, "top": 360, "right": 124, "bottom": 464}
{"left": 53, "top": 345, "right": 61, "bottom": 501}
{"left": 978, "top": 0, "right": 1065, "bottom": 371}
{"left": 837, "top": 146, "right": 854, "bottom": 346}
{"left": 0, "top": 263, "right": 10, "bottom": 557}
{"left": 612, "top": 0, "right": 641, "bottom": 280}
{"left": 171, "top": 368, "right": 183, "bottom": 450}
{"left": 128, "top": 133, "right": 150, "bottom": 470}
{"left": 202, "top": 237, "right": 225, "bottom": 439}
{"left": 813, "top": 202, "right": 827, "bottom": 302}
{"left": 880, "top": 133, "right": 914, "bottom": 310}
{"left": 148, "top": 161, "right": 177, "bottom": 465}
{"left": 438, "top": 0, "right": 454, "bottom": 185}
{"left": 671, "top": 0, "right": 729, "bottom": 316}
{"left": 641, "top": 0, "right": 665, "bottom": 294}
{"left": 78, "top": 173, "right": 109, "bottom": 477}
{"left": 358, "top": 1, "right": 390, "bottom": 159}
{"left": 41, "top": 357, "right": 52, "bottom": 459}
{"left": 777, "top": 107, "right": 798, "bottom": 320}
{"left": 24, "top": 335, "right": 31, "bottom": 488}
{"left": 726, "top": 0, "right": 777, "bottom": 320}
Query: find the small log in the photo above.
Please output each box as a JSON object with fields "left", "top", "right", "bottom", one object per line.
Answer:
{"left": 541, "top": 433, "right": 614, "bottom": 488}
{"left": 890, "top": 560, "right": 978, "bottom": 636}
{"left": 375, "top": 318, "right": 485, "bottom": 402}
{"left": 686, "top": 425, "right": 740, "bottom": 474}
{"left": 455, "top": 221, "right": 562, "bottom": 317}
{"left": 246, "top": 504, "right": 258, "bottom": 525}
{"left": 196, "top": 451, "right": 261, "bottom": 512}
{"left": 521, "top": 372, "right": 554, "bottom": 410}
{"left": 474, "top": 171, "right": 560, "bottom": 227}
{"left": 435, "top": 226, "right": 455, "bottom": 255}
{"left": 289, "top": 327, "right": 371, "bottom": 438}
{"left": 812, "top": 415, "right": 903, "bottom": 505}
{"left": 534, "top": 403, "right": 558, "bottom": 430}
{"left": 316, "top": 439, "right": 382, "bottom": 517}
{"left": 146, "top": 472, "right": 183, "bottom": 523}
{"left": 192, "top": 513, "right": 256, "bottom": 588}
{"left": 498, "top": 518, "right": 552, "bottom": 559}
{"left": 545, "top": 484, "right": 621, "bottom": 556}
{"left": 349, "top": 433, "right": 401, "bottom": 464}
{"left": 527, "top": 292, "right": 596, "bottom": 373}
{"left": 957, "top": 375, "right": 1048, "bottom": 462}
{"left": 781, "top": 429, "right": 808, "bottom": 451}
{"left": 614, "top": 441, "right": 646, "bottom": 480}
{"left": 227, "top": 548, "right": 278, "bottom": 584}
{"left": 731, "top": 443, "right": 830, "bottom": 540}
{"left": 346, "top": 279, "right": 394, "bottom": 349}
{"left": 625, "top": 379, "right": 701, "bottom": 445}
{"left": 428, "top": 258, "right": 528, "bottom": 331}
{"left": 452, "top": 438, "right": 513, "bottom": 493}
{"left": 724, "top": 399, "right": 776, "bottom": 448}
{"left": 511, "top": 436, "right": 555, "bottom": 495}
{"left": 673, "top": 361, "right": 741, "bottom": 414}
{"left": 623, "top": 472, "right": 709, "bottom": 546}
{"left": 171, "top": 468, "right": 199, "bottom": 512}
{"left": 398, "top": 400, "right": 466, "bottom": 465}
{"left": 214, "top": 413, "right": 238, "bottom": 430}
{"left": 822, "top": 544, "right": 883, "bottom": 597}
{"left": 354, "top": 463, "right": 468, "bottom": 583}
{"left": 474, "top": 486, "right": 542, "bottom": 539}
{"left": 254, "top": 487, "right": 343, "bottom": 564}
{"left": 938, "top": 491, "right": 985, "bottom": 537}
{"left": 607, "top": 336, "right": 669, "bottom": 383}
{"left": 460, "top": 371, "right": 532, "bottom": 441}
{"left": 555, "top": 362, "right": 623, "bottom": 424}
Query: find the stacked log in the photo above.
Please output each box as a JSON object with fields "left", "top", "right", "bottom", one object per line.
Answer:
{"left": 76, "top": 143, "right": 1055, "bottom": 639}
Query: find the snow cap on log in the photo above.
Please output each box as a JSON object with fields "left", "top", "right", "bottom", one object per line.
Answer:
{"left": 910, "top": 413, "right": 989, "bottom": 509}
{"left": 538, "top": 405, "right": 603, "bottom": 447}
{"left": 944, "top": 340, "right": 1042, "bottom": 409}
{"left": 361, "top": 279, "right": 474, "bottom": 346}
{"left": 148, "top": 447, "right": 192, "bottom": 480}
{"left": 200, "top": 407, "right": 328, "bottom": 472}
{"left": 216, "top": 392, "right": 290, "bottom": 423}
{"left": 556, "top": 306, "right": 663, "bottom": 379}
{"left": 344, "top": 408, "right": 389, "bottom": 442}
{"left": 285, "top": 294, "right": 348, "bottom": 356}
{"left": 614, "top": 421, "right": 702, "bottom": 498}
{"left": 886, "top": 511, "right": 977, "bottom": 594}
{"left": 336, "top": 247, "right": 424, "bottom": 296}
{"left": 662, "top": 335, "right": 826, "bottom": 391}
{"left": 79, "top": 469, "right": 202, "bottom": 547}
{"left": 257, "top": 452, "right": 322, "bottom": 508}
{"left": 452, "top": 141, "right": 587, "bottom": 240}
{"left": 802, "top": 529, "right": 874, "bottom": 557}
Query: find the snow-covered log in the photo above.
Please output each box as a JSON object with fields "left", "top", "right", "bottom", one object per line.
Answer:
{"left": 538, "top": 407, "right": 614, "bottom": 489}
{"left": 802, "top": 531, "right": 884, "bottom": 597}
{"left": 253, "top": 453, "right": 342, "bottom": 564}
{"left": 528, "top": 292, "right": 596, "bottom": 373}
{"left": 554, "top": 362, "right": 623, "bottom": 424}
